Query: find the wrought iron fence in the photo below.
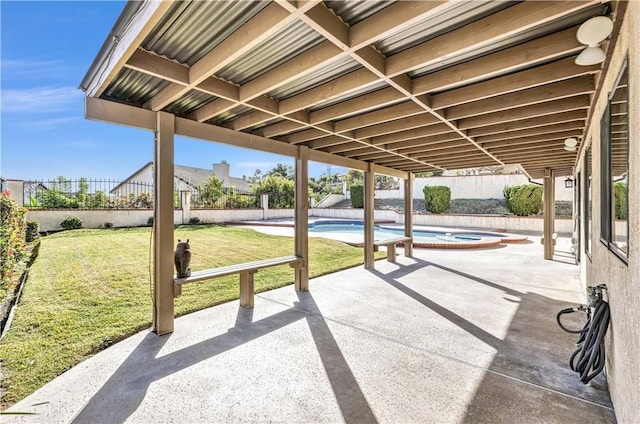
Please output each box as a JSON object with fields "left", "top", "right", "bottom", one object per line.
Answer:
{"left": 190, "top": 187, "right": 260, "bottom": 209}
{"left": 23, "top": 178, "right": 180, "bottom": 209}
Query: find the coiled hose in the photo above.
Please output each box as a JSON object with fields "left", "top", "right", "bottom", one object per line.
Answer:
{"left": 556, "top": 285, "right": 610, "bottom": 384}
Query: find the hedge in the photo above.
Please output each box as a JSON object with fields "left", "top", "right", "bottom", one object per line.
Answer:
{"left": 1, "top": 192, "right": 27, "bottom": 293}
{"left": 350, "top": 184, "right": 364, "bottom": 208}
{"left": 423, "top": 186, "right": 451, "bottom": 213}
{"left": 503, "top": 184, "right": 542, "bottom": 216}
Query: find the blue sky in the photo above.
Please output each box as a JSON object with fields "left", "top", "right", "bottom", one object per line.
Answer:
{"left": 1, "top": 1, "right": 341, "bottom": 181}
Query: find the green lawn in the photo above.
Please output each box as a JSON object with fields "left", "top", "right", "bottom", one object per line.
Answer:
{"left": 0, "top": 225, "right": 380, "bottom": 406}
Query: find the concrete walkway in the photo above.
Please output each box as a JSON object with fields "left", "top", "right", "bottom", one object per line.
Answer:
{"left": 5, "top": 237, "right": 614, "bottom": 423}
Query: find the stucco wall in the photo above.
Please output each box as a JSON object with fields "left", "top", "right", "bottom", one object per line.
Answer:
{"left": 575, "top": 3, "right": 639, "bottom": 422}
{"left": 375, "top": 175, "right": 574, "bottom": 201}
{"left": 28, "top": 209, "right": 161, "bottom": 231}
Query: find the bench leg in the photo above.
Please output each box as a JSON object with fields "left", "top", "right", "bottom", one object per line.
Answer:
{"left": 240, "top": 271, "right": 256, "bottom": 308}
{"left": 387, "top": 243, "right": 396, "bottom": 262}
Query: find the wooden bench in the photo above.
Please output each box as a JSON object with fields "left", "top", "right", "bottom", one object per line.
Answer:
{"left": 374, "top": 237, "right": 413, "bottom": 262}
{"left": 173, "top": 256, "right": 304, "bottom": 308}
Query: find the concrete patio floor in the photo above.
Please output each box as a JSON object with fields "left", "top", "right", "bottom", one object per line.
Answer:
{"left": 5, "top": 237, "right": 614, "bottom": 423}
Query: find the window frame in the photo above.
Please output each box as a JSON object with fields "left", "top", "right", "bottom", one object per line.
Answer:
{"left": 600, "top": 59, "right": 629, "bottom": 264}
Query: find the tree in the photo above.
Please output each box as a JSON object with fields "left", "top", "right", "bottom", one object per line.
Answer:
{"left": 196, "top": 175, "right": 224, "bottom": 207}
{"left": 267, "top": 163, "right": 294, "bottom": 180}
{"left": 252, "top": 174, "right": 295, "bottom": 208}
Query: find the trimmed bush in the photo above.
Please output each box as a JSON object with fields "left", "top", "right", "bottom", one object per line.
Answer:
{"left": 103, "top": 222, "right": 114, "bottom": 229}
{"left": 423, "top": 186, "right": 451, "bottom": 213}
{"left": 26, "top": 220, "right": 40, "bottom": 242}
{"left": 503, "top": 184, "right": 542, "bottom": 216}
{"left": 350, "top": 184, "right": 364, "bottom": 208}
{"left": 188, "top": 217, "right": 201, "bottom": 225}
{"left": 60, "top": 216, "right": 82, "bottom": 230}
{"left": 147, "top": 216, "right": 154, "bottom": 226}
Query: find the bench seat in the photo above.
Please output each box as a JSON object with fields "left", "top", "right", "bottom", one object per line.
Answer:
{"left": 374, "top": 236, "right": 413, "bottom": 262}
{"left": 174, "top": 255, "right": 303, "bottom": 307}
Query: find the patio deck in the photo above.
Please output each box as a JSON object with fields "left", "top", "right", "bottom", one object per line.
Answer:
{"left": 5, "top": 237, "right": 614, "bottom": 423}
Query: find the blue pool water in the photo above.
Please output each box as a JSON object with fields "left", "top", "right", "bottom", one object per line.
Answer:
{"left": 308, "top": 220, "right": 501, "bottom": 243}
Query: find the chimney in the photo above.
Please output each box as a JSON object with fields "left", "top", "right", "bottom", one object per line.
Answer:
{"left": 213, "top": 161, "right": 230, "bottom": 185}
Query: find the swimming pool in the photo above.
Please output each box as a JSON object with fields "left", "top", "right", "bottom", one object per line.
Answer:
{"left": 308, "top": 220, "right": 526, "bottom": 248}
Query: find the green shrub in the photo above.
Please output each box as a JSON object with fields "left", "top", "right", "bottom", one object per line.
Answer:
{"left": 423, "top": 186, "right": 451, "bottom": 213}
{"left": 103, "top": 222, "right": 114, "bottom": 229}
{"left": 614, "top": 182, "right": 628, "bottom": 219}
{"left": 60, "top": 216, "right": 82, "bottom": 230}
{"left": 26, "top": 220, "right": 40, "bottom": 242}
{"left": 147, "top": 216, "right": 154, "bottom": 226}
{"left": 350, "top": 184, "right": 364, "bottom": 208}
{"left": 188, "top": 217, "right": 201, "bottom": 225}
{"left": 503, "top": 184, "right": 542, "bottom": 216}
{"left": 252, "top": 175, "right": 295, "bottom": 208}
{"left": 1, "top": 192, "right": 27, "bottom": 292}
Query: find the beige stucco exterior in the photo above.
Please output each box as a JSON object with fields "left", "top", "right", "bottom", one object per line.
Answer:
{"left": 576, "top": 3, "right": 639, "bottom": 422}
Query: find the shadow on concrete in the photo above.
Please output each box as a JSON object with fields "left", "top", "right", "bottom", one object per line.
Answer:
{"left": 73, "top": 296, "right": 376, "bottom": 424}
{"left": 369, "top": 258, "right": 615, "bottom": 422}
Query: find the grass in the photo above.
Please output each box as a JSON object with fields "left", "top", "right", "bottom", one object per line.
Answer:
{"left": 0, "top": 225, "right": 382, "bottom": 406}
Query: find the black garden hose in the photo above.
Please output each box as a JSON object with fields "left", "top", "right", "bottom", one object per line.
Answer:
{"left": 557, "top": 285, "right": 610, "bottom": 384}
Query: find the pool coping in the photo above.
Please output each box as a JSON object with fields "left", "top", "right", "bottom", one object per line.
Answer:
{"left": 229, "top": 219, "right": 528, "bottom": 249}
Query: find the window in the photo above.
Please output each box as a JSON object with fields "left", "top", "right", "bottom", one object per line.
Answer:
{"left": 601, "top": 60, "right": 629, "bottom": 261}
{"left": 584, "top": 145, "right": 592, "bottom": 258}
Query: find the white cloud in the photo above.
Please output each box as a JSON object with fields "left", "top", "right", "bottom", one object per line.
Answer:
{"left": 11, "top": 116, "right": 78, "bottom": 130}
{"left": 2, "top": 59, "right": 70, "bottom": 79}
{"left": 1, "top": 86, "right": 83, "bottom": 114}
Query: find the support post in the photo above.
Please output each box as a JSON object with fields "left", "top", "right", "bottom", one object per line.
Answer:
{"left": 239, "top": 271, "right": 256, "bottom": 308}
{"left": 180, "top": 190, "right": 191, "bottom": 224}
{"left": 543, "top": 168, "right": 555, "bottom": 260}
{"left": 153, "top": 111, "right": 175, "bottom": 335}
{"left": 364, "top": 164, "right": 375, "bottom": 269}
{"left": 295, "top": 146, "right": 309, "bottom": 291}
{"left": 404, "top": 173, "right": 414, "bottom": 257}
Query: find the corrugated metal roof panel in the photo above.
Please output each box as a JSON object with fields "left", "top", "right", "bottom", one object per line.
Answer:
{"left": 325, "top": 1, "right": 396, "bottom": 25}
{"left": 269, "top": 56, "right": 361, "bottom": 101}
{"left": 164, "top": 90, "right": 216, "bottom": 117}
{"left": 377, "top": 1, "right": 514, "bottom": 56}
{"left": 216, "top": 19, "right": 323, "bottom": 85}
{"left": 212, "top": 104, "right": 253, "bottom": 125}
{"left": 102, "top": 68, "right": 169, "bottom": 106}
{"left": 409, "top": 3, "right": 607, "bottom": 79}
{"left": 142, "top": 1, "right": 268, "bottom": 66}
{"left": 308, "top": 81, "right": 388, "bottom": 112}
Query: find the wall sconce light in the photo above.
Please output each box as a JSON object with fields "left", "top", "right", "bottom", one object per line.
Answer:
{"left": 575, "top": 16, "right": 613, "bottom": 66}
{"left": 565, "top": 177, "right": 574, "bottom": 189}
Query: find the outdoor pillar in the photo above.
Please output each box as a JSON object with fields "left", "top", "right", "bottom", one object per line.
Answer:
{"left": 364, "top": 164, "right": 375, "bottom": 269}
{"left": 404, "top": 172, "right": 414, "bottom": 257}
{"left": 294, "top": 146, "right": 309, "bottom": 291}
{"left": 153, "top": 111, "right": 175, "bottom": 335}
{"left": 180, "top": 190, "right": 191, "bottom": 224}
{"left": 262, "top": 193, "right": 269, "bottom": 220}
{"left": 543, "top": 168, "right": 555, "bottom": 260}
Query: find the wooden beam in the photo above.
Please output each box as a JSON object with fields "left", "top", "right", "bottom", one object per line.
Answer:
{"left": 310, "top": 87, "right": 406, "bottom": 124}
{"left": 279, "top": 68, "right": 379, "bottom": 114}
{"left": 387, "top": 1, "right": 596, "bottom": 76}
{"left": 305, "top": 136, "right": 349, "bottom": 149}
{"left": 353, "top": 113, "right": 438, "bottom": 139}
{"left": 481, "top": 130, "right": 580, "bottom": 149}
{"left": 335, "top": 101, "right": 426, "bottom": 133}
{"left": 467, "top": 110, "right": 587, "bottom": 138}
{"left": 412, "top": 26, "right": 584, "bottom": 95}
{"left": 475, "top": 122, "right": 586, "bottom": 144}
{"left": 446, "top": 76, "right": 594, "bottom": 120}
{"left": 370, "top": 123, "right": 455, "bottom": 145}
{"left": 125, "top": 48, "right": 189, "bottom": 85}
{"left": 85, "top": 96, "right": 155, "bottom": 130}
{"left": 431, "top": 58, "right": 598, "bottom": 110}
{"left": 404, "top": 173, "right": 414, "bottom": 257}
{"left": 458, "top": 95, "right": 591, "bottom": 129}
{"left": 364, "top": 165, "right": 375, "bottom": 269}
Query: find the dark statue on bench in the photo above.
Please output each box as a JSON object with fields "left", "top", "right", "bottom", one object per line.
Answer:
{"left": 174, "top": 239, "right": 191, "bottom": 278}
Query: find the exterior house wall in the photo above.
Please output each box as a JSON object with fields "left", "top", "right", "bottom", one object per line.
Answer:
{"left": 375, "top": 175, "right": 574, "bottom": 201}
{"left": 112, "top": 164, "right": 155, "bottom": 198}
{"left": 576, "top": 4, "right": 639, "bottom": 422}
